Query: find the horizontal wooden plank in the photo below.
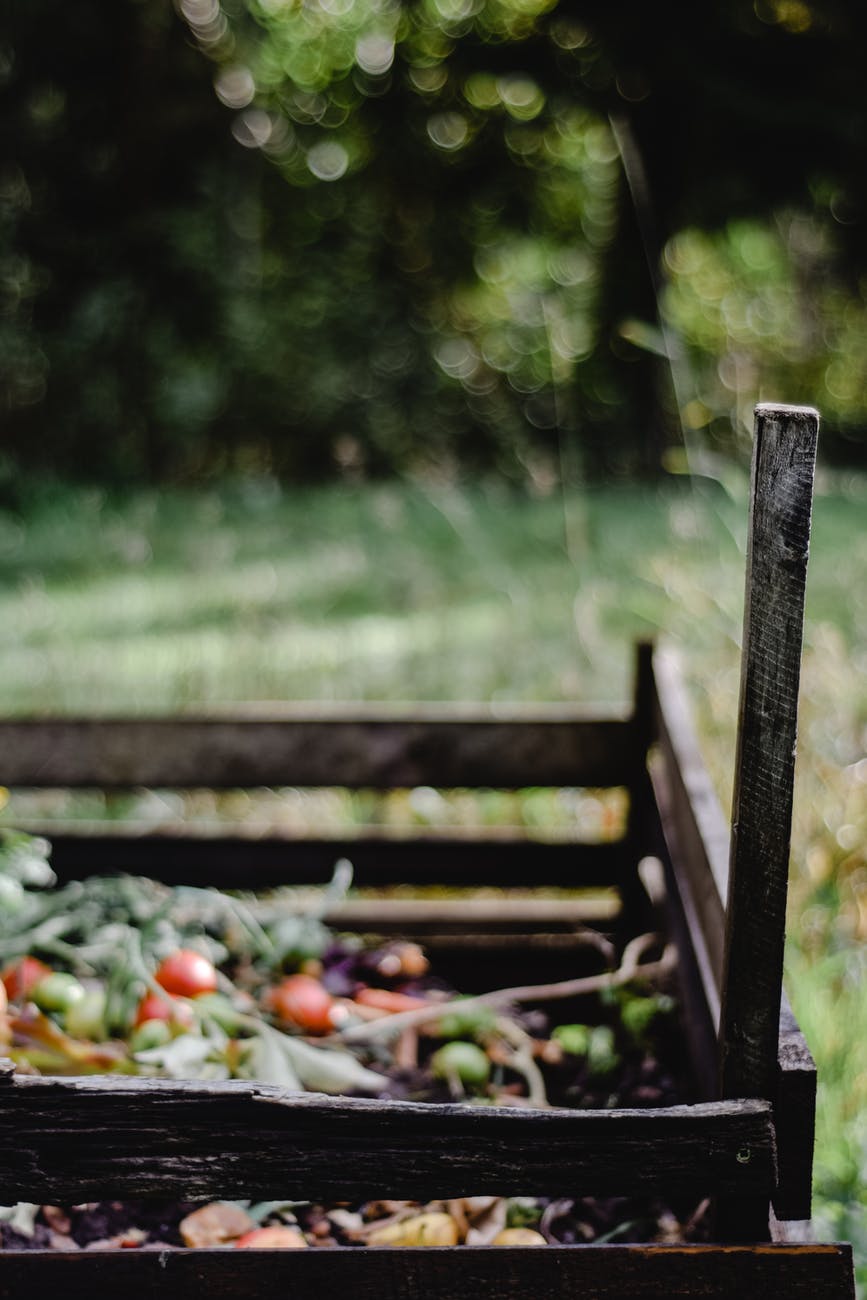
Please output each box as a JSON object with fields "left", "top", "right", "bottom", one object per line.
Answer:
{"left": 0, "top": 713, "right": 633, "bottom": 790}
{"left": 0, "top": 1077, "right": 775, "bottom": 1204}
{"left": 322, "top": 897, "right": 620, "bottom": 930}
{"left": 21, "top": 823, "right": 631, "bottom": 891}
{"left": 0, "top": 1243, "right": 854, "bottom": 1300}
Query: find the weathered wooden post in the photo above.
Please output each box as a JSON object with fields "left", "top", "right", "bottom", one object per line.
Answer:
{"left": 717, "top": 403, "right": 819, "bottom": 1238}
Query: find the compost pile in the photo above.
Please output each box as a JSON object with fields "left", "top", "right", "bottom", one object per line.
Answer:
{"left": 0, "top": 831, "right": 707, "bottom": 1251}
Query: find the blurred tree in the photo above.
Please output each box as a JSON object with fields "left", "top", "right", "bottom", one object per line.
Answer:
{"left": 1, "top": 0, "right": 865, "bottom": 485}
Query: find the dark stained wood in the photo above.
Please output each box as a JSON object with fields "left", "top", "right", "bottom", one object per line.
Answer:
{"left": 647, "top": 648, "right": 818, "bottom": 1222}
{"left": 0, "top": 1077, "right": 775, "bottom": 1204}
{"left": 0, "top": 711, "right": 633, "bottom": 790}
{"left": 0, "top": 1242, "right": 855, "bottom": 1300}
{"left": 25, "top": 823, "right": 632, "bottom": 891}
{"left": 773, "top": 992, "right": 816, "bottom": 1221}
{"left": 643, "top": 785, "right": 720, "bottom": 1104}
{"left": 650, "top": 648, "right": 729, "bottom": 1025}
{"left": 720, "top": 405, "right": 819, "bottom": 1106}
{"left": 620, "top": 641, "right": 658, "bottom": 932}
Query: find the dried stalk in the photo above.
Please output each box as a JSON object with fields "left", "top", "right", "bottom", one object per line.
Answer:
{"left": 338, "top": 933, "right": 676, "bottom": 1045}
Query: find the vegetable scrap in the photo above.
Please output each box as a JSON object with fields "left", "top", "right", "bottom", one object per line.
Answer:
{"left": 0, "top": 830, "right": 704, "bottom": 1250}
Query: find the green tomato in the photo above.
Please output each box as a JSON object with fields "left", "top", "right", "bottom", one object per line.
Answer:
{"left": 129, "top": 1018, "right": 173, "bottom": 1052}
{"left": 620, "top": 994, "right": 675, "bottom": 1044}
{"left": 31, "top": 972, "right": 86, "bottom": 1015}
{"left": 552, "top": 1023, "right": 592, "bottom": 1057}
{"left": 64, "top": 988, "right": 107, "bottom": 1041}
{"left": 552, "top": 1023, "right": 621, "bottom": 1078}
{"left": 430, "top": 1041, "right": 491, "bottom": 1089}
{"left": 586, "top": 1025, "right": 620, "bottom": 1079}
{"left": 436, "top": 999, "right": 498, "bottom": 1043}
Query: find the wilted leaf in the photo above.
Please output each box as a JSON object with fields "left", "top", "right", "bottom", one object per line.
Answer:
{"left": 0, "top": 1203, "right": 40, "bottom": 1238}
{"left": 180, "top": 1202, "right": 255, "bottom": 1248}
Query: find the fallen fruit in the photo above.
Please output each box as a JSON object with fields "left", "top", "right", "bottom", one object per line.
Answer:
{"left": 31, "top": 973, "right": 86, "bottom": 1016}
{"left": 368, "top": 1213, "right": 459, "bottom": 1247}
{"left": 268, "top": 974, "right": 336, "bottom": 1035}
{"left": 134, "top": 992, "right": 195, "bottom": 1031}
{"left": 430, "top": 1040, "right": 491, "bottom": 1089}
{"left": 154, "top": 951, "right": 218, "bottom": 999}
{"left": 64, "top": 988, "right": 107, "bottom": 1041}
{"left": 2, "top": 956, "right": 52, "bottom": 1003}
{"left": 235, "top": 1226, "right": 308, "bottom": 1249}
{"left": 129, "top": 1018, "right": 173, "bottom": 1052}
{"left": 492, "top": 1228, "right": 547, "bottom": 1246}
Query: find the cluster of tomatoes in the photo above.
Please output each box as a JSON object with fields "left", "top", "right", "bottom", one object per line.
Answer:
{"left": 0, "top": 940, "right": 436, "bottom": 1057}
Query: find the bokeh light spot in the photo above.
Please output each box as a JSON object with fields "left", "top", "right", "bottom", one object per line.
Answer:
{"left": 306, "top": 139, "right": 349, "bottom": 180}
{"left": 355, "top": 33, "right": 395, "bottom": 76}
{"left": 427, "top": 112, "right": 468, "bottom": 151}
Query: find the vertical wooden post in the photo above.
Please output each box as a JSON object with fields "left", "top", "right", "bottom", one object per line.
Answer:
{"left": 620, "top": 641, "right": 656, "bottom": 932}
{"left": 717, "top": 403, "right": 819, "bottom": 1236}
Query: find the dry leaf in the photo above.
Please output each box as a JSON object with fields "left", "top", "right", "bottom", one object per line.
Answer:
{"left": 47, "top": 1230, "right": 79, "bottom": 1251}
{"left": 179, "top": 1201, "right": 255, "bottom": 1248}
{"left": 42, "top": 1206, "right": 72, "bottom": 1235}
{"left": 465, "top": 1198, "right": 508, "bottom": 1245}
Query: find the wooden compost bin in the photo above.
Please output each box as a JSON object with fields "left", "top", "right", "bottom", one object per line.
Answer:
{"left": 0, "top": 405, "right": 856, "bottom": 1298}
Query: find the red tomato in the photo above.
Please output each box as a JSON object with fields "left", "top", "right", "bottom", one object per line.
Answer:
{"left": 268, "top": 974, "right": 335, "bottom": 1035}
{"left": 134, "top": 992, "right": 195, "bottom": 1030}
{"left": 154, "top": 950, "right": 218, "bottom": 999}
{"left": 1, "top": 956, "right": 52, "bottom": 1003}
{"left": 235, "top": 1226, "right": 307, "bottom": 1249}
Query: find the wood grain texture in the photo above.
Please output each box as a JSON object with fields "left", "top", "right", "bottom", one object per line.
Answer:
{"left": 0, "top": 1077, "right": 775, "bottom": 1204}
{"left": 26, "top": 823, "right": 631, "bottom": 892}
{"left": 647, "top": 649, "right": 817, "bottom": 1221}
{"left": 0, "top": 1243, "right": 855, "bottom": 1300}
{"left": 720, "top": 405, "right": 819, "bottom": 1106}
{"left": 0, "top": 712, "right": 633, "bottom": 790}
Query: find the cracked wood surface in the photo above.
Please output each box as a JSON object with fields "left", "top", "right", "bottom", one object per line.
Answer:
{"left": 0, "top": 1078, "right": 775, "bottom": 1205}
{"left": 719, "top": 405, "right": 819, "bottom": 1106}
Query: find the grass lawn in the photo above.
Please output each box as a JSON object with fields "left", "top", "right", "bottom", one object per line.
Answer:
{"left": 0, "top": 469, "right": 864, "bottom": 1272}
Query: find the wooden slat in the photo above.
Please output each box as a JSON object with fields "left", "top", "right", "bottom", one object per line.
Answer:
{"left": 649, "top": 648, "right": 818, "bottom": 1221}
{"left": 650, "top": 648, "right": 728, "bottom": 1019}
{"left": 774, "top": 991, "right": 816, "bottom": 1221}
{"left": 19, "top": 823, "right": 631, "bottom": 891}
{"left": 720, "top": 404, "right": 819, "bottom": 1106}
{"left": 0, "top": 1243, "right": 855, "bottom": 1300}
{"left": 643, "top": 790, "right": 720, "bottom": 1103}
{"left": 0, "top": 1077, "right": 775, "bottom": 1204}
{"left": 0, "top": 712, "right": 633, "bottom": 790}
{"left": 322, "top": 897, "right": 620, "bottom": 930}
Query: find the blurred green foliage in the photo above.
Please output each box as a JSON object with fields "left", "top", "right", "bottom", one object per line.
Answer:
{"left": 2, "top": 0, "right": 867, "bottom": 482}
